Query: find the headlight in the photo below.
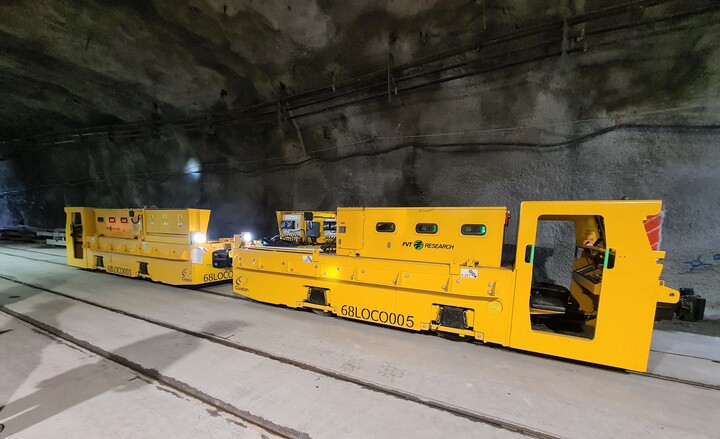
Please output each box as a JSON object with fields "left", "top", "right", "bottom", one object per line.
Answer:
{"left": 242, "top": 232, "right": 252, "bottom": 243}
{"left": 192, "top": 232, "right": 207, "bottom": 244}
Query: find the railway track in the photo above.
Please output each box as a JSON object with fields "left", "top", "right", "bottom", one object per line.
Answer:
{"left": 0, "top": 302, "right": 297, "bottom": 439}
{"left": 0, "top": 244, "right": 718, "bottom": 393}
{"left": 0, "top": 245, "right": 234, "bottom": 298}
{"left": 0, "top": 247, "right": 564, "bottom": 439}
{"left": 0, "top": 244, "right": 67, "bottom": 259}
{"left": 1, "top": 244, "right": 718, "bottom": 437}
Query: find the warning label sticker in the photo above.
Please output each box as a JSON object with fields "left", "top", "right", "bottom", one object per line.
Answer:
{"left": 460, "top": 268, "right": 478, "bottom": 278}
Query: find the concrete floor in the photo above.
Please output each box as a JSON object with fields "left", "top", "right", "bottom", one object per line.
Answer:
{"left": 0, "top": 242, "right": 719, "bottom": 438}
{"left": 0, "top": 313, "right": 274, "bottom": 439}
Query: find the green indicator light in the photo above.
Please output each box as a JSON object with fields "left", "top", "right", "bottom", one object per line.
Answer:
{"left": 530, "top": 245, "right": 535, "bottom": 264}
{"left": 461, "top": 224, "right": 488, "bottom": 236}
{"left": 603, "top": 248, "right": 611, "bottom": 269}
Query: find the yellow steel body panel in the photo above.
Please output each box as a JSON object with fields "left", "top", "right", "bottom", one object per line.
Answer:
{"left": 336, "top": 208, "right": 363, "bottom": 250}
{"left": 234, "top": 249, "right": 515, "bottom": 344}
{"left": 336, "top": 207, "right": 507, "bottom": 267}
{"left": 233, "top": 202, "right": 678, "bottom": 372}
{"left": 65, "top": 207, "right": 232, "bottom": 285}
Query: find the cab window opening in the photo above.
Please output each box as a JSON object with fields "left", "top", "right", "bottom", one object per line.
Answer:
{"left": 376, "top": 222, "right": 396, "bottom": 233}
{"left": 461, "top": 224, "right": 487, "bottom": 236}
{"left": 416, "top": 223, "right": 438, "bottom": 234}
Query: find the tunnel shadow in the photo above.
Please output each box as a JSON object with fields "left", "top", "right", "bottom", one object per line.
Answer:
{"left": 0, "top": 293, "right": 240, "bottom": 438}
{"left": 0, "top": 273, "right": 70, "bottom": 308}
{"left": 0, "top": 272, "right": 74, "bottom": 407}
{"left": 0, "top": 296, "right": 73, "bottom": 437}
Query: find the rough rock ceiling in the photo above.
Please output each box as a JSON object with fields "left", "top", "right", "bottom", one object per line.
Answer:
{"left": 0, "top": 0, "right": 584, "bottom": 139}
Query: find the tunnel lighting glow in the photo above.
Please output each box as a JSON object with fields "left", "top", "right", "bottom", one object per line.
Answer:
{"left": 242, "top": 232, "right": 253, "bottom": 242}
{"left": 185, "top": 158, "right": 202, "bottom": 180}
{"left": 192, "top": 232, "right": 207, "bottom": 244}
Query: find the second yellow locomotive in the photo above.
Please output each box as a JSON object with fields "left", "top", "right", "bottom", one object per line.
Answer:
{"left": 65, "top": 207, "right": 233, "bottom": 285}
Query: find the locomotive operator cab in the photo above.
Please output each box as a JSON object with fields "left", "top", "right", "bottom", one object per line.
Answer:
{"left": 508, "top": 201, "right": 680, "bottom": 371}
{"left": 65, "top": 207, "right": 96, "bottom": 268}
{"left": 263, "top": 211, "right": 337, "bottom": 247}
{"left": 71, "top": 211, "right": 84, "bottom": 259}
{"left": 525, "top": 214, "right": 611, "bottom": 340}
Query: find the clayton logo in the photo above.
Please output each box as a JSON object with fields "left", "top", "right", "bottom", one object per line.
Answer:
{"left": 181, "top": 268, "right": 190, "bottom": 279}
{"left": 235, "top": 275, "right": 249, "bottom": 292}
{"left": 413, "top": 240, "right": 424, "bottom": 250}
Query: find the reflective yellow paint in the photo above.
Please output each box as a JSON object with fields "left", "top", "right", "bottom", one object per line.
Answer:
{"left": 65, "top": 207, "right": 232, "bottom": 285}
{"left": 233, "top": 201, "right": 678, "bottom": 372}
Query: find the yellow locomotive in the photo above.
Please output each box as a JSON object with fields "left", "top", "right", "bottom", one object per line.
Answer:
{"left": 65, "top": 207, "right": 233, "bottom": 285}
{"left": 232, "top": 201, "right": 683, "bottom": 372}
